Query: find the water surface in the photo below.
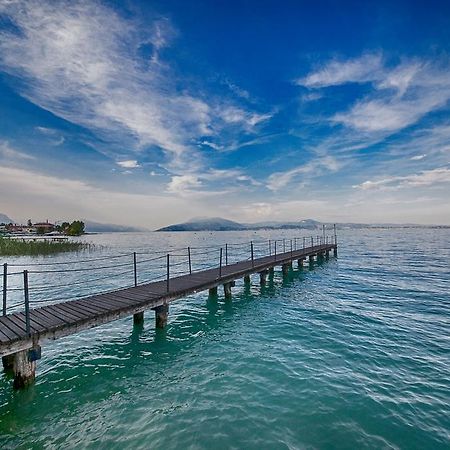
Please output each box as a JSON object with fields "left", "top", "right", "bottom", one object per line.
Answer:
{"left": 1, "top": 229, "right": 449, "bottom": 449}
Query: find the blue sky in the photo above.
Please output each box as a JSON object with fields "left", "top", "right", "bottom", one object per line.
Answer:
{"left": 0, "top": 0, "right": 450, "bottom": 227}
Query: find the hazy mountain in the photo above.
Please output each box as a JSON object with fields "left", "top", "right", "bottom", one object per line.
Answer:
{"left": 156, "top": 217, "right": 324, "bottom": 231}
{"left": 156, "top": 217, "right": 246, "bottom": 231}
{"left": 84, "top": 220, "right": 148, "bottom": 233}
{"left": 0, "top": 213, "right": 14, "bottom": 224}
{"left": 156, "top": 217, "right": 449, "bottom": 232}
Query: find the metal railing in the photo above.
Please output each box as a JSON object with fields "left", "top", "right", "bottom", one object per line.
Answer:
{"left": 1, "top": 228, "right": 338, "bottom": 331}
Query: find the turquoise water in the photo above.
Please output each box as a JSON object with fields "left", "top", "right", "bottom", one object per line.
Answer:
{"left": 1, "top": 229, "right": 449, "bottom": 449}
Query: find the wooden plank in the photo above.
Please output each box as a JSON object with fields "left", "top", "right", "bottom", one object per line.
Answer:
{"left": 42, "top": 304, "right": 79, "bottom": 324}
{"left": 67, "top": 299, "right": 112, "bottom": 315}
{"left": 89, "top": 294, "right": 138, "bottom": 309}
{"left": 11, "top": 312, "right": 46, "bottom": 334}
{"left": 0, "top": 316, "right": 25, "bottom": 339}
{"left": 0, "top": 327, "right": 12, "bottom": 342}
{"left": 56, "top": 303, "right": 91, "bottom": 321}
{"left": 29, "top": 310, "right": 59, "bottom": 329}
{"left": 32, "top": 308, "right": 67, "bottom": 328}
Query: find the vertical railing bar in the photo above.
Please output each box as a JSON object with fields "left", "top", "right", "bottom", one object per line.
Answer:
{"left": 23, "top": 270, "right": 30, "bottom": 337}
{"left": 166, "top": 254, "right": 170, "bottom": 292}
{"left": 269, "top": 239, "right": 271, "bottom": 256}
{"left": 251, "top": 241, "right": 254, "bottom": 268}
{"left": 133, "top": 252, "right": 137, "bottom": 287}
{"left": 274, "top": 240, "right": 277, "bottom": 261}
{"left": 219, "top": 247, "right": 223, "bottom": 278}
{"left": 225, "top": 243, "right": 228, "bottom": 266}
{"left": 188, "top": 247, "right": 192, "bottom": 274}
{"left": 2, "top": 263, "right": 7, "bottom": 316}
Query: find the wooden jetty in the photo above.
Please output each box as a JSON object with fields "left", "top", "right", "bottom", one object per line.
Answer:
{"left": 1, "top": 234, "right": 337, "bottom": 390}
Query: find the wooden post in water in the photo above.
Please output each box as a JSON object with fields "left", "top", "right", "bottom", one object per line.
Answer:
{"left": 154, "top": 304, "right": 169, "bottom": 328}
{"left": 259, "top": 270, "right": 268, "bottom": 285}
{"left": 223, "top": 282, "right": 234, "bottom": 299}
{"left": 244, "top": 274, "right": 251, "bottom": 284}
{"left": 282, "top": 264, "right": 289, "bottom": 276}
{"left": 209, "top": 286, "right": 218, "bottom": 296}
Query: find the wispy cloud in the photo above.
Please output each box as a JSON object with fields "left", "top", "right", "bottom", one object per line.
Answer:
{"left": 0, "top": 141, "right": 35, "bottom": 160}
{"left": 297, "top": 54, "right": 450, "bottom": 134}
{"left": 267, "top": 156, "right": 341, "bottom": 191}
{"left": 117, "top": 160, "right": 140, "bottom": 169}
{"left": 353, "top": 167, "right": 450, "bottom": 191}
{"left": 0, "top": 0, "right": 270, "bottom": 172}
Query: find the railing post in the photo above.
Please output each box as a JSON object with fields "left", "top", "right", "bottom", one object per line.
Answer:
{"left": 303, "top": 237, "right": 305, "bottom": 249}
{"left": 166, "top": 254, "right": 170, "bottom": 292}
{"left": 290, "top": 239, "right": 293, "bottom": 257}
{"left": 269, "top": 239, "right": 271, "bottom": 256}
{"left": 225, "top": 243, "right": 228, "bottom": 266}
{"left": 274, "top": 240, "right": 277, "bottom": 261}
{"left": 2, "top": 263, "right": 7, "bottom": 316}
{"left": 251, "top": 241, "right": 254, "bottom": 268}
{"left": 322, "top": 224, "right": 326, "bottom": 242}
{"left": 311, "top": 236, "right": 313, "bottom": 247}
{"left": 133, "top": 252, "right": 137, "bottom": 287}
{"left": 188, "top": 246, "right": 192, "bottom": 274}
{"left": 334, "top": 224, "right": 337, "bottom": 246}
{"left": 283, "top": 238, "right": 286, "bottom": 253}
{"left": 219, "top": 247, "right": 223, "bottom": 277}
{"left": 23, "top": 270, "right": 30, "bottom": 337}
{"left": 294, "top": 238, "right": 297, "bottom": 250}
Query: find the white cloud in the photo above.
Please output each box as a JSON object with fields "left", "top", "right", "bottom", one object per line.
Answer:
{"left": 297, "top": 54, "right": 450, "bottom": 135}
{"left": 117, "top": 160, "right": 140, "bottom": 169}
{"left": 296, "top": 53, "right": 383, "bottom": 88}
{"left": 166, "top": 175, "right": 202, "bottom": 195}
{"left": 353, "top": 167, "right": 450, "bottom": 191}
{"left": 0, "top": 165, "right": 207, "bottom": 228}
{"left": 0, "top": 1, "right": 270, "bottom": 172}
{"left": 267, "top": 156, "right": 341, "bottom": 191}
{"left": 0, "top": 141, "right": 35, "bottom": 160}
{"left": 410, "top": 154, "right": 426, "bottom": 161}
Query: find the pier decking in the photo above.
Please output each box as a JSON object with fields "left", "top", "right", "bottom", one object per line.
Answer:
{"left": 1, "top": 235, "right": 337, "bottom": 389}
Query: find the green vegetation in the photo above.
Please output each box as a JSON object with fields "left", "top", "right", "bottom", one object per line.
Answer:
{"left": 56, "top": 220, "right": 85, "bottom": 236}
{"left": 0, "top": 237, "right": 91, "bottom": 256}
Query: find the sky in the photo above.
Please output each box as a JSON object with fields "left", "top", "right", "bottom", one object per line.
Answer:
{"left": 0, "top": 0, "right": 450, "bottom": 228}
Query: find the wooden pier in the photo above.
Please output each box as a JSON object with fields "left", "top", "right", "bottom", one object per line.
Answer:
{"left": 1, "top": 234, "right": 337, "bottom": 389}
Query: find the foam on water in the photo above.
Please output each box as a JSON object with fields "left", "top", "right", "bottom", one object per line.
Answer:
{"left": 0, "top": 229, "right": 449, "bottom": 449}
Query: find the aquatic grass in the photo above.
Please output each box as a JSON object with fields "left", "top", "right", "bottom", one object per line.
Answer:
{"left": 0, "top": 237, "right": 92, "bottom": 256}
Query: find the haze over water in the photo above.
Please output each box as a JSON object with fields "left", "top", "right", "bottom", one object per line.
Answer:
{"left": 1, "top": 228, "right": 449, "bottom": 449}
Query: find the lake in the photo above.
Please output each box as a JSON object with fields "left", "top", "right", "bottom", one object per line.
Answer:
{"left": 1, "top": 228, "right": 449, "bottom": 449}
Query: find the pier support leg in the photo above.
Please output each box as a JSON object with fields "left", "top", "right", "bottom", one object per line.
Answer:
{"left": 209, "top": 286, "right": 218, "bottom": 296}
{"left": 269, "top": 267, "right": 274, "bottom": 277}
{"left": 309, "top": 255, "right": 314, "bottom": 266}
{"left": 282, "top": 264, "right": 289, "bottom": 276}
{"left": 12, "top": 349, "right": 37, "bottom": 389}
{"left": 325, "top": 250, "right": 330, "bottom": 260}
{"left": 297, "top": 259, "right": 303, "bottom": 269}
{"left": 133, "top": 312, "right": 144, "bottom": 325}
{"left": 223, "top": 282, "right": 233, "bottom": 299}
{"left": 333, "top": 246, "right": 338, "bottom": 257}
{"left": 243, "top": 275, "right": 251, "bottom": 284}
{"left": 2, "top": 354, "right": 14, "bottom": 374}
{"left": 259, "top": 270, "right": 268, "bottom": 285}
{"left": 155, "top": 304, "right": 169, "bottom": 329}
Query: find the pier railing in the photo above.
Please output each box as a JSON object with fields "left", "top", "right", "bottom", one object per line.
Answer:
{"left": 1, "top": 233, "right": 337, "bottom": 334}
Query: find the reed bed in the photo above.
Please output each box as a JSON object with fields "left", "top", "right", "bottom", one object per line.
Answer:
{"left": 0, "top": 237, "right": 92, "bottom": 256}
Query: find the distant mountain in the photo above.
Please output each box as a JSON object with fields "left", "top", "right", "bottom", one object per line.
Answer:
{"left": 84, "top": 220, "right": 148, "bottom": 233}
{"left": 156, "top": 217, "right": 246, "bottom": 231}
{"left": 0, "top": 213, "right": 14, "bottom": 224}
{"left": 156, "top": 217, "right": 450, "bottom": 232}
{"left": 156, "top": 217, "right": 324, "bottom": 231}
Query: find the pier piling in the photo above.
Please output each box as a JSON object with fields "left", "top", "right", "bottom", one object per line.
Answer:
{"left": 155, "top": 304, "right": 169, "bottom": 329}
